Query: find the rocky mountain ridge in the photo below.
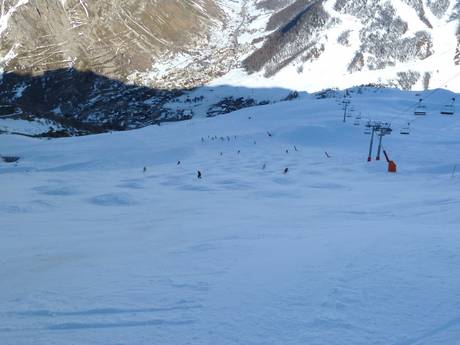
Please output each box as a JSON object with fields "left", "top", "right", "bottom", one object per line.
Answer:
{"left": 1, "top": 0, "right": 460, "bottom": 136}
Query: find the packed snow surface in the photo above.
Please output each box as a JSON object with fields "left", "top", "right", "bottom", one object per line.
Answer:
{"left": 1, "top": 88, "right": 460, "bottom": 344}
{"left": 0, "top": 118, "right": 60, "bottom": 136}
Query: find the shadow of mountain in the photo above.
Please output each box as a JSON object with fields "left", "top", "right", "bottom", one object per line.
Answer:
{"left": 0, "top": 68, "right": 183, "bottom": 136}
{"left": 0, "top": 68, "right": 300, "bottom": 137}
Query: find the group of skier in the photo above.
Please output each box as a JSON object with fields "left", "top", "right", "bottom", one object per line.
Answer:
{"left": 145, "top": 130, "right": 297, "bottom": 179}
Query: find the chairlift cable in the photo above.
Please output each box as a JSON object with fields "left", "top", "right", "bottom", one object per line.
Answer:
{"left": 389, "top": 67, "right": 460, "bottom": 128}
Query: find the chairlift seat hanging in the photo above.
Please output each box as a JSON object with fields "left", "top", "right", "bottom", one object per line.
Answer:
{"left": 400, "top": 128, "right": 410, "bottom": 135}
{"left": 400, "top": 124, "right": 410, "bottom": 135}
{"left": 414, "top": 105, "right": 426, "bottom": 116}
{"left": 440, "top": 104, "right": 455, "bottom": 115}
{"left": 414, "top": 99, "right": 426, "bottom": 116}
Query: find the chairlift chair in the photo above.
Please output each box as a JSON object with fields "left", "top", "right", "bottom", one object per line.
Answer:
{"left": 400, "top": 123, "right": 410, "bottom": 135}
{"left": 346, "top": 106, "right": 354, "bottom": 118}
{"left": 364, "top": 123, "right": 372, "bottom": 135}
{"left": 440, "top": 98, "right": 455, "bottom": 116}
{"left": 414, "top": 99, "right": 426, "bottom": 116}
{"left": 440, "top": 104, "right": 455, "bottom": 115}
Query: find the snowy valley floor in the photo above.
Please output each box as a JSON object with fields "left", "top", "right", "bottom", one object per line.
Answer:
{"left": 1, "top": 88, "right": 460, "bottom": 344}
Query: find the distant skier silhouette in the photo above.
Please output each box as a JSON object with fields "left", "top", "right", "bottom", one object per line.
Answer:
{"left": 143, "top": 166, "right": 147, "bottom": 173}
{"left": 284, "top": 168, "right": 289, "bottom": 174}
{"left": 197, "top": 170, "right": 202, "bottom": 179}
{"left": 177, "top": 161, "right": 181, "bottom": 165}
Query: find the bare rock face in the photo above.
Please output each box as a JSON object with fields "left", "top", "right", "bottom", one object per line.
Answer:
{"left": 244, "top": 0, "right": 330, "bottom": 77}
{"left": 1, "top": 0, "right": 223, "bottom": 80}
{"left": 245, "top": 0, "right": 453, "bottom": 77}
{"left": 2, "top": 0, "right": 459, "bottom": 89}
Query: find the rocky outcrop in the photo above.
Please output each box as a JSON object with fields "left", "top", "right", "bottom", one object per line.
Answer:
{"left": 242, "top": 0, "right": 456, "bottom": 84}
{"left": 243, "top": 1, "right": 330, "bottom": 77}
{"left": 0, "top": 0, "right": 223, "bottom": 80}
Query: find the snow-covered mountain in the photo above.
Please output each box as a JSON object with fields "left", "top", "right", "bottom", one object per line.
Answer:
{"left": 2, "top": 87, "right": 460, "bottom": 345}
{"left": 0, "top": 0, "right": 243, "bottom": 87}
{"left": 237, "top": 0, "right": 460, "bottom": 92}
{"left": 1, "top": 0, "right": 459, "bottom": 91}
{"left": 1, "top": 0, "right": 460, "bottom": 135}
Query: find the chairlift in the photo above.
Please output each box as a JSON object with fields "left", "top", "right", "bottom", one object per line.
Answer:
{"left": 414, "top": 99, "right": 426, "bottom": 116}
{"left": 379, "top": 126, "right": 393, "bottom": 136}
{"left": 355, "top": 113, "right": 362, "bottom": 124}
{"left": 346, "top": 106, "right": 353, "bottom": 117}
{"left": 440, "top": 98, "right": 455, "bottom": 116}
{"left": 441, "top": 105, "right": 455, "bottom": 115}
{"left": 364, "top": 123, "right": 372, "bottom": 135}
{"left": 400, "top": 123, "right": 410, "bottom": 135}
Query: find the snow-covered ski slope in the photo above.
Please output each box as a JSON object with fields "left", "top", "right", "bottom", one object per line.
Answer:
{"left": 2, "top": 87, "right": 460, "bottom": 344}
